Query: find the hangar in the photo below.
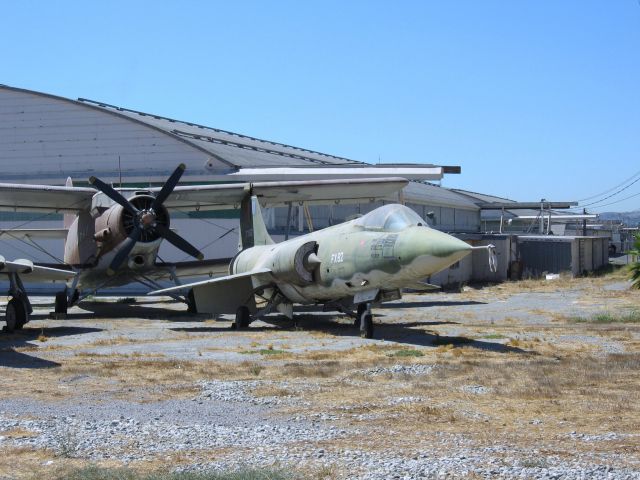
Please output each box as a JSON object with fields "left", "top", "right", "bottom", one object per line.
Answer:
{"left": 0, "top": 85, "right": 481, "bottom": 263}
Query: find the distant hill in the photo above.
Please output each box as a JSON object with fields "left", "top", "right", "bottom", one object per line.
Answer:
{"left": 599, "top": 211, "right": 640, "bottom": 225}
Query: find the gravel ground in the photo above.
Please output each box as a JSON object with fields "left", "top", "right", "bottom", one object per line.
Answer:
{"left": 0, "top": 278, "right": 639, "bottom": 479}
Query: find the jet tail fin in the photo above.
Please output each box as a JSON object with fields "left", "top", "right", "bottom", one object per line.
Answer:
{"left": 239, "top": 195, "right": 274, "bottom": 250}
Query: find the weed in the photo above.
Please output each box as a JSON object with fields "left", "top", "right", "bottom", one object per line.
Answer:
{"left": 50, "top": 465, "right": 296, "bottom": 480}
{"left": 570, "top": 310, "right": 640, "bottom": 324}
{"left": 52, "top": 425, "right": 80, "bottom": 458}
{"left": 239, "top": 349, "right": 288, "bottom": 356}
{"left": 37, "top": 328, "right": 48, "bottom": 342}
{"left": 520, "top": 457, "right": 548, "bottom": 468}
{"left": 387, "top": 349, "right": 424, "bottom": 358}
{"left": 259, "top": 349, "right": 287, "bottom": 355}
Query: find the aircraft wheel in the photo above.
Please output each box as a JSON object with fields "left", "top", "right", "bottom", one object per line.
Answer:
{"left": 55, "top": 291, "right": 68, "bottom": 315}
{"left": 5, "top": 298, "right": 27, "bottom": 332}
{"left": 360, "top": 313, "right": 374, "bottom": 339}
{"left": 186, "top": 289, "right": 198, "bottom": 314}
{"left": 358, "top": 303, "right": 373, "bottom": 339}
{"left": 234, "top": 306, "right": 251, "bottom": 330}
{"left": 355, "top": 303, "right": 367, "bottom": 327}
{"left": 70, "top": 289, "right": 80, "bottom": 306}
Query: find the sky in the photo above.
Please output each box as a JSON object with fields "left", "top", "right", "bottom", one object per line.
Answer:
{"left": 2, "top": 0, "right": 639, "bottom": 212}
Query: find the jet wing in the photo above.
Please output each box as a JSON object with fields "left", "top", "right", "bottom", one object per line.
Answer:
{"left": 158, "top": 177, "right": 409, "bottom": 211}
{"left": 151, "top": 258, "right": 232, "bottom": 279}
{"left": 149, "top": 268, "right": 273, "bottom": 315}
{"left": 0, "top": 257, "right": 76, "bottom": 282}
{"left": 0, "top": 183, "right": 95, "bottom": 213}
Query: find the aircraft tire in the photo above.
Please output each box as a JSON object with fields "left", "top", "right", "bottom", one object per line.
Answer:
{"left": 55, "top": 291, "right": 68, "bottom": 315}
{"left": 355, "top": 303, "right": 367, "bottom": 327}
{"left": 5, "top": 298, "right": 27, "bottom": 332}
{"left": 186, "top": 289, "right": 197, "bottom": 314}
{"left": 70, "top": 289, "right": 80, "bottom": 306}
{"left": 234, "top": 306, "right": 251, "bottom": 330}
{"left": 360, "top": 312, "right": 374, "bottom": 339}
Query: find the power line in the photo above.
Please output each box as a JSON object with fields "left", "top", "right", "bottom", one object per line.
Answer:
{"left": 580, "top": 175, "right": 640, "bottom": 207}
{"left": 577, "top": 168, "right": 640, "bottom": 202}
{"left": 588, "top": 190, "right": 640, "bottom": 210}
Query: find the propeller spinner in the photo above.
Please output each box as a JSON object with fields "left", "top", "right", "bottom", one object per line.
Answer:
{"left": 89, "top": 163, "right": 204, "bottom": 275}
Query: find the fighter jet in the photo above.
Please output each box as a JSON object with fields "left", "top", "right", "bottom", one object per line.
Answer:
{"left": 0, "top": 165, "right": 407, "bottom": 330}
{"left": 152, "top": 195, "right": 496, "bottom": 338}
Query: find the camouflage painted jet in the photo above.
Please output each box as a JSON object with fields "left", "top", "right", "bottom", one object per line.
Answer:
{"left": 152, "top": 195, "right": 496, "bottom": 338}
{"left": 0, "top": 165, "right": 407, "bottom": 330}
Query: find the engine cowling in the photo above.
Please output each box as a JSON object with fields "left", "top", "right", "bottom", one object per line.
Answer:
{"left": 269, "top": 241, "right": 321, "bottom": 285}
{"left": 93, "top": 194, "right": 170, "bottom": 250}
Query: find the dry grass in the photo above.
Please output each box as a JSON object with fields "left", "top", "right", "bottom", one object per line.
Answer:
{"left": 1, "top": 272, "right": 639, "bottom": 475}
{"left": 0, "top": 427, "right": 39, "bottom": 438}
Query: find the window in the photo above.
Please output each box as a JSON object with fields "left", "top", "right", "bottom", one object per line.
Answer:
{"left": 355, "top": 204, "right": 427, "bottom": 232}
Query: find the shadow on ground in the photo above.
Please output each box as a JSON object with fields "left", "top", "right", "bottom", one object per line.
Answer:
{"left": 0, "top": 326, "right": 102, "bottom": 368}
{"left": 68, "top": 301, "right": 208, "bottom": 321}
{"left": 172, "top": 314, "right": 528, "bottom": 354}
{"left": 380, "top": 300, "right": 486, "bottom": 308}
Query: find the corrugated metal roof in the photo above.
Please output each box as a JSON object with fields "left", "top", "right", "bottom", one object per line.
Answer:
{"left": 402, "top": 182, "right": 479, "bottom": 210}
{"left": 451, "top": 188, "right": 515, "bottom": 205}
{"left": 78, "top": 98, "right": 363, "bottom": 168}
{"left": 452, "top": 188, "right": 575, "bottom": 218}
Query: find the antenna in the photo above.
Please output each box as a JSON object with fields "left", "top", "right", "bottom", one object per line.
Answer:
{"left": 118, "top": 155, "right": 123, "bottom": 188}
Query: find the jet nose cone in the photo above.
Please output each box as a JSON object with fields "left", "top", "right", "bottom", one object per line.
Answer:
{"left": 397, "top": 227, "right": 472, "bottom": 277}
{"left": 428, "top": 230, "right": 472, "bottom": 260}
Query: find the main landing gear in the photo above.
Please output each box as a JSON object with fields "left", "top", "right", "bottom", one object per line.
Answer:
{"left": 5, "top": 297, "right": 28, "bottom": 332}
{"left": 4, "top": 272, "right": 32, "bottom": 332}
{"left": 233, "top": 306, "right": 252, "bottom": 330}
{"left": 54, "top": 289, "right": 79, "bottom": 317}
{"left": 54, "top": 291, "right": 68, "bottom": 315}
{"left": 356, "top": 303, "right": 374, "bottom": 339}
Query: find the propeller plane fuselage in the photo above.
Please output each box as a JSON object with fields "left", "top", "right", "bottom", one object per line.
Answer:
{"left": 62, "top": 164, "right": 203, "bottom": 289}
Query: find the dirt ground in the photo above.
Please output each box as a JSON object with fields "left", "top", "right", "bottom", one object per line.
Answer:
{"left": 0, "top": 269, "right": 638, "bottom": 479}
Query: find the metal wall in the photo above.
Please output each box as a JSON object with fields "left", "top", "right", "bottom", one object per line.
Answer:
{"left": 0, "top": 88, "right": 216, "bottom": 184}
{"left": 518, "top": 236, "right": 609, "bottom": 277}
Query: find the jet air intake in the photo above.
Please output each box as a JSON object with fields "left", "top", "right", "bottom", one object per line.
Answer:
{"left": 270, "top": 241, "right": 320, "bottom": 285}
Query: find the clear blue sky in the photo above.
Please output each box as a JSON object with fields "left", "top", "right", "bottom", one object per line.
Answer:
{"left": 2, "top": 1, "right": 639, "bottom": 212}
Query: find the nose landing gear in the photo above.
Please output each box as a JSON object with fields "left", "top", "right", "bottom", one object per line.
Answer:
{"left": 356, "top": 303, "right": 374, "bottom": 339}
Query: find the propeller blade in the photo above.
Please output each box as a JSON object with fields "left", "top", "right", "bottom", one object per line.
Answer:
{"left": 155, "top": 223, "right": 204, "bottom": 260}
{"left": 107, "top": 228, "right": 142, "bottom": 275}
{"left": 152, "top": 163, "right": 186, "bottom": 210}
{"left": 89, "top": 176, "right": 139, "bottom": 216}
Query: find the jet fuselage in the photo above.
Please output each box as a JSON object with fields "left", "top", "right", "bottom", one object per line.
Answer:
{"left": 231, "top": 205, "right": 472, "bottom": 305}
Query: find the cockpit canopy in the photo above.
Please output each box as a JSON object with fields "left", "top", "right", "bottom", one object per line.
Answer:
{"left": 354, "top": 204, "right": 427, "bottom": 232}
